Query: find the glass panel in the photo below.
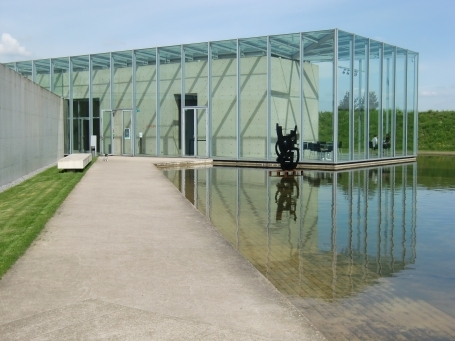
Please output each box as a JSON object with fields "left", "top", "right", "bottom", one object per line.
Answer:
{"left": 354, "top": 35, "right": 368, "bottom": 159}
{"left": 35, "top": 59, "right": 50, "bottom": 90}
{"left": 101, "top": 110, "right": 112, "bottom": 154}
{"left": 16, "top": 61, "right": 33, "bottom": 80}
{"left": 123, "top": 110, "right": 132, "bottom": 155}
{"left": 211, "top": 40, "right": 237, "bottom": 158}
{"left": 113, "top": 51, "right": 132, "bottom": 109}
{"left": 53, "top": 58, "right": 70, "bottom": 154}
{"left": 135, "top": 48, "right": 157, "bottom": 155}
{"left": 92, "top": 53, "right": 111, "bottom": 136}
{"left": 383, "top": 44, "right": 394, "bottom": 157}
{"left": 369, "top": 41, "right": 382, "bottom": 159}
{"left": 407, "top": 52, "right": 417, "bottom": 155}
{"left": 4, "top": 63, "right": 16, "bottom": 71}
{"left": 158, "top": 45, "right": 181, "bottom": 156}
{"left": 239, "top": 36, "right": 267, "bottom": 159}
{"left": 337, "top": 31, "right": 353, "bottom": 160}
{"left": 302, "top": 30, "right": 334, "bottom": 162}
{"left": 71, "top": 55, "right": 90, "bottom": 152}
{"left": 270, "top": 33, "right": 300, "bottom": 162}
{"left": 395, "top": 48, "right": 407, "bottom": 156}
{"left": 197, "top": 108, "right": 207, "bottom": 157}
{"left": 112, "top": 110, "right": 122, "bottom": 154}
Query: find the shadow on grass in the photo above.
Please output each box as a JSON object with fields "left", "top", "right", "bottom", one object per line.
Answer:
{"left": 0, "top": 158, "right": 98, "bottom": 279}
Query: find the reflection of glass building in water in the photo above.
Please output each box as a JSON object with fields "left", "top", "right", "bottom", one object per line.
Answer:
{"left": 164, "top": 163, "right": 417, "bottom": 300}
{"left": 3, "top": 29, "right": 418, "bottom": 165}
{"left": 163, "top": 163, "right": 423, "bottom": 340}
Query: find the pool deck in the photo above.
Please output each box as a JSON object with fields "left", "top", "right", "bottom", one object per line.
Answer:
{"left": 0, "top": 157, "right": 326, "bottom": 341}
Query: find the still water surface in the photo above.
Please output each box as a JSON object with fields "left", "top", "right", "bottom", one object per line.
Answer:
{"left": 163, "top": 156, "right": 455, "bottom": 341}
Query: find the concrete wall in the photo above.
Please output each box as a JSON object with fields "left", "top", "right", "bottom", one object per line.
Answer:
{"left": 0, "top": 63, "right": 64, "bottom": 191}
{"left": 66, "top": 55, "right": 319, "bottom": 158}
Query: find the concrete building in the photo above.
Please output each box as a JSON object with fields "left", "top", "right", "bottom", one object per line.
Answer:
{"left": 2, "top": 29, "right": 419, "bottom": 165}
{"left": 0, "top": 63, "right": 64, "bottom": 191}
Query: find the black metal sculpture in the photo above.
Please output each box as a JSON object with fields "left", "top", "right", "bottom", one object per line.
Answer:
{"left": 275, "top": 123, "right": 300, "bottom": 170}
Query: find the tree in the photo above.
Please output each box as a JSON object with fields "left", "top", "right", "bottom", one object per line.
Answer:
{"left": 338, "top": 91, "right": 379, "bottom": 111}
{"left": 338, "top": 91, "right": 350, "bottom": 110}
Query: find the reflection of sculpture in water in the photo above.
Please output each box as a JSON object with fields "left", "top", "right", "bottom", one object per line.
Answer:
{"left": 275, "top": 176, "right": 299, "bottom": 221}
{"left": 275, "top": 123, "right": 300, "bottom": 170}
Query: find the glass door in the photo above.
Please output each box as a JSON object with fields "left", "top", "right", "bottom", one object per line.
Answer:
{"left": 183, "top": 107, "right": 207, "bottom": 157}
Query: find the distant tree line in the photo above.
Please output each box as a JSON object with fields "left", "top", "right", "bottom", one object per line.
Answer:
{"left": 338, "top": 91, "right": 379, "bottom": 110}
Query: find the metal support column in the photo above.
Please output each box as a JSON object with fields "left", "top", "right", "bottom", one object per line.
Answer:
{"left": 132, "top": 50, "right": 137, "bottom": 156}
{"left": 404, "top": 50, "right": 408, "bottom": 155}
{"left": 349, "top": 35, "right": 355, "bottom": 160}
{"left": 69, "top": 57, "right": 74, "bottom": 154}
{"left": 88, "top": 55, "right": 93, "bottom": 145}
{"left": 156, "top": 48, "right": 161, "bottom": 156}
{"left": 267, "top": 36, "right": 272, "bottom": 161}
{"left": 365, "top": 40, "right": 370, "bottom": 159}
{"left": 379, "top": 44, "right": 384, "bottom": 157}
{"left": 50, "top": 59, "right": 54, "bottom": 93}
{"left": 181, "top": 45, "right": 186, "bottom": 157}
{"left": 208, "top": 42, "right": 213, "bottom": 158}
{"left": 333, "top": 29, "right": 339, "bottom": 163}
{"left": 392, "top": 47, "right": 397, "bottom": 157}
{"left": 236, "top": 39, "right": 241, "bottom": 160}
{"left": 299, "top": 33, "right": 304, "bottom": 159}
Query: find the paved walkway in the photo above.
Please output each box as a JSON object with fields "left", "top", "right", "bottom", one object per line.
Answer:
{"left": 0, "top": 157, "right": 326, "bottom": 341}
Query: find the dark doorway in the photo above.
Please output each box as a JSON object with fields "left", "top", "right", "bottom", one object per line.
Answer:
{"left": 175, "top": 94, "right": 197, "bottom": 153}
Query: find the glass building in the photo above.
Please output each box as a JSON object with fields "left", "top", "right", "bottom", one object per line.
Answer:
{"left": 3, "top": 29, "right": 418, "bottom": 165}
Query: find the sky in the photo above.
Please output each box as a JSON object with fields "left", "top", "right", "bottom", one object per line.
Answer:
{"left": 0, "top": 0, "right": 454, "bottom": 111}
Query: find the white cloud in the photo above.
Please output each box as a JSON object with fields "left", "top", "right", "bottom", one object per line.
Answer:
{"left": 0, "top": 33, "right": 31, "bottom": 57}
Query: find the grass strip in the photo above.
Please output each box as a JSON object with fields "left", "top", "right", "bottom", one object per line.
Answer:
{"left": 0, "top": 158, "right": 97, "bottom": 279}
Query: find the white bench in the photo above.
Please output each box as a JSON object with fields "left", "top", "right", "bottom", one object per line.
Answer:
{"left": 58, "top": 153, "right": 92, "bottom": 170}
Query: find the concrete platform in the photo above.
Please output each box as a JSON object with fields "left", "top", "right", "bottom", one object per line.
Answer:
{"left": 58, "top": 153, "right": 93, "bottom": 170}
{"left": 0, "top": 156, "right": 326, "bottom": 340}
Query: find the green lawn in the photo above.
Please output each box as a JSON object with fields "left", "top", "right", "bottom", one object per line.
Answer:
{"left": 0, "top": 160, "right": 95, "bottom": 279}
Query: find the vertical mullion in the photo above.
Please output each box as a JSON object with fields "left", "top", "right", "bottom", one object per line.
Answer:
{"left": 181, "top": 45, "right": 185, "bottom": 157}
{"left": 132, "top": 50, "right": 137, "bottom": 156}
{"left": 349, "top": 35, "right": 355, "bottom": 160}
{"left": 32, "top": 60, "right": 36, "bottom": 83}
{"left": 392, "top": 47, "right": 397, "bottom": 157}
{"left": 404, "top": 50, "right": 408, "bottom": 155}
{"left": 267, "top": 36, "right": 271, "bottom": 161}
{"left": 50, "top": 59, "right": 54, "bottom": 93}
{"left": 69, "top": 57, "right": 73, "bottom": 154}
{"left": 299, "top": 33, "right": 304, "bottom": 160}
{"left": 379, "top": 44, "right": 384, "bottom": 158}
{"left": 365, "top": 40, "right": 370, "bottom": 159}
{"left": 414, "top": 54, "right": 419, "bottom": 154}
{"left": 89, "top": 55, "right": 93, "bottom": 145}
{"left": 333, "top": 29, "right": 339, "bottom": 163}
{"left": 156, "top": 48, "right": 161, "bottom": 156}
{"left": 208, "top": 42, "right": 212, "bottom": 158}
{"left": 236, "top": 39, "right": 241, "bottom": 160}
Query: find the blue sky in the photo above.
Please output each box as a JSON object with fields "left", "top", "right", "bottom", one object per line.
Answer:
{"left": 1, "top": 0, "right": 453, "bottom": 111}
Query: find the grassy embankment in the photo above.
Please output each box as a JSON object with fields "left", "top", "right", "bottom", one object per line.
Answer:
{"left": 0, "top": 160, "right": 95, "bottom": 279}
{"left": 318, "top": 110, "right": 455, "bottom": 152}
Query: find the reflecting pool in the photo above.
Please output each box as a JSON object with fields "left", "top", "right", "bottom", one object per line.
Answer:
{"left": 163, "top": 156, "right": 455, "bottom": 341}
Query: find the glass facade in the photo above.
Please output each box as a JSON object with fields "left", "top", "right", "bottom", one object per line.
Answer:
{"left": 3, "top": 29, "right": 418, "bottom": 164}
